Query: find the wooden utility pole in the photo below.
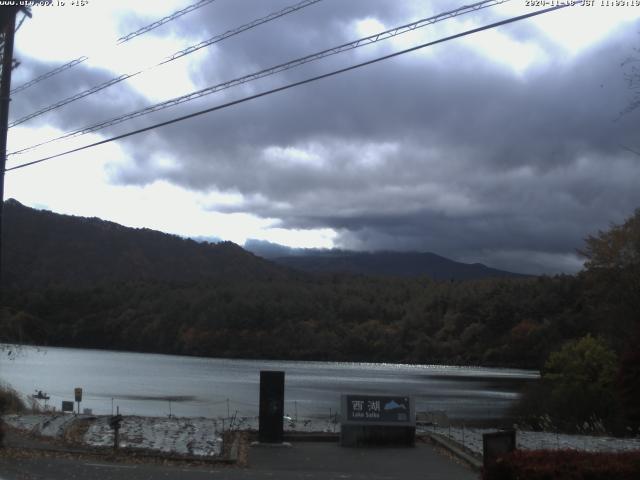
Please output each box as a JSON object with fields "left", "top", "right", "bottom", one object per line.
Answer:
{"left": 0, "top": 7, "right": 19, "bottom": 302}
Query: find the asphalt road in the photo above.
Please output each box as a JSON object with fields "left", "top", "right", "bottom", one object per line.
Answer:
{"left": 0, "top": 442, "right": 478, "bottom": 480}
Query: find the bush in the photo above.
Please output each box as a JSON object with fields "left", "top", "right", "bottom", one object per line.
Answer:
{"left": 482, "top": 450, "right": 640, "bottom": 480}
{"left": 514, "top": 335, "right": 620, "bottom": 432}
{"left": 543, "top": 335, "right": 618, "bottom": 428}
{"left": 0, "top": 384, "right": 27, "bottom": 448}
{"left": 617, "top": 327, "right": 640, "bottom": 433}
{"left": 0, "top": 384, "right": 27, "bottom": 414}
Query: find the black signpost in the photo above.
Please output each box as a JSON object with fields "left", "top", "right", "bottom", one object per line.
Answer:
{"left": 110, "top": 414, "right": 123, "bottom": 450}
{"left": 258, "top": 370, "right": 285, "bottom": 444}
{"left": 74, "top": 388, "right": 82, "bottom": 415}
{"left": 340, "top": 394, "right": 415, "bottom": 447}
{"left": 483, "top": 430, "right": 516, "bottom": 468}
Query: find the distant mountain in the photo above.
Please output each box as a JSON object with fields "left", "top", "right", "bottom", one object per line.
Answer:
{"left": 1, "top": 199, "right": 290, "bottom": 288}
{"left": 245, "top": 239, "right": 526, "bottom": 280}
{"left": 244, "top": 239, "right": 313, "bottom": 258}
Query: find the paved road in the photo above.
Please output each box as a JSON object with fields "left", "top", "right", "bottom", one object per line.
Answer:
{"left": 0, "top": 442, "right": 478, "bottom": 480}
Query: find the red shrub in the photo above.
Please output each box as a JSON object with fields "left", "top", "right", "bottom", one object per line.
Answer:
{"left": 482, "top": 449, "right": 640, "bottom": 480}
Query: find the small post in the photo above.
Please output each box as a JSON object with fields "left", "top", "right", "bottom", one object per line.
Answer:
{"left": 168, "top": 400, "right": 172, "bottom": 418}
{"left": 329, "top": 407, "right": 333, "bottom": 430}
{"left": 226, "top": 398, "right": 230, "bottom": 419}
{"left": 114, "top": 424, "right": 119, "bottom": 449}
{"left": 462, "top": 424, "right": 465, "bottom": 448}
{"left": 109, "top": 407, "right": 123, "bottom": 450}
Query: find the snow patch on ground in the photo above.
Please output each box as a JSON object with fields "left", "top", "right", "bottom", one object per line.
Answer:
{"left": 3, "top": 414, "right": 222, "bottom": 457}
{"left": 9, "top": 413, "right": 638, "bottom": 460}
{"left": 3, "top": 414, "right": 76, "bottom": 437}
{"left": 225, "top": 414, "right": 338, "bottom": 433}
{"left": 420, "top": 426, "right": 640, "bottom": 456}
{"left": 83, "top": 416, "right": 221, "bottom": 457}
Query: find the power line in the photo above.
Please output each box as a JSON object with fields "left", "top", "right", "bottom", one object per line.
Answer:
{"left": 10, "top": 73, "right": 130, "bottom": 127}
{"left": 5, "top": 3, "right": 575, "bottom": 173}
{"left": 115, "top": 0, "right": 217, "bottom": 45}
{"left": 621, "top": 144, "right": 640, "bottom": 157}
{"left": 14, "top": 10, "right": 28, "bottom": 33}
{"left": 10, "top": 0, "right": 217, "bottom": 95}
{"left": 9, "top": 0, "right": 323, "bottom": 128}
{"left": 156, "top": 0, "right": 322, "bottom": 67}
{"left": 10, "top": 56, "right": 88, "bottom": 94}
{"left": 8, "top": 0, "right": 508, "bottom": 157}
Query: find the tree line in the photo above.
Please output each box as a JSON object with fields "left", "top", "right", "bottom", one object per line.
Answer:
{"left": 1, "top": 204, "right": 638, "bottom": 432}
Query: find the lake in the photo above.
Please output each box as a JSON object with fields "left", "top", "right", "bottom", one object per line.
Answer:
{"left": 0, "top": 345, "right": 537, "bottom": 422}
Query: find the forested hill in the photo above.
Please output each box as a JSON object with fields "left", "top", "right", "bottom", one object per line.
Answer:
{"left": 270, "top": 251, "right": 525, "bottom": 280}
{"left": 1, "top": 199, "right": 292, "bottom": 288}
{"left": 2, "top": 200, "right": 524, "bottom": 286}
{"left": 1, "top": 200, "right": 637, "bottom": 370}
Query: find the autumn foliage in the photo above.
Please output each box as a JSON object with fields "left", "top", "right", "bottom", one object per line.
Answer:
{"left": 482, "top": 450, "right": 640, "bottom": 480}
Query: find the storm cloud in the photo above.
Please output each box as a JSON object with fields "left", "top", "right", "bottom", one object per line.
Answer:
{"left": 9, "top": 1, "right": 640, "bottom": 274}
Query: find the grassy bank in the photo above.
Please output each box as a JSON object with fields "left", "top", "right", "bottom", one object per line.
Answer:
{"left": 0, "top": 384, "right": 27, "bottom": 414}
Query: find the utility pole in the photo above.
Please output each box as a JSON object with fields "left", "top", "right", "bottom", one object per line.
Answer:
{"left": 0, "top": 6, "right": 20, "bottom": 304}
{"left": 0, "top": 9, "right": 20, "bottom": 449}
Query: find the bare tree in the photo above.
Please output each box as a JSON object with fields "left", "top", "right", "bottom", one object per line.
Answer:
{"left": 621, "top": 48, "right": 639, "bottom": 116}
{"left": 618, "top": 39, "right": 640, "bottom": 156}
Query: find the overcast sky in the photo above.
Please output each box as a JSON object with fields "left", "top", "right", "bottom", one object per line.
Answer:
{"left": 5, "top": 0, "right": 640, "bottom": 274}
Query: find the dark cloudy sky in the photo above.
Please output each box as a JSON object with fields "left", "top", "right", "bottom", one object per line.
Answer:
{"left": 5, "top": 0, "right": 640, "bottom": 274}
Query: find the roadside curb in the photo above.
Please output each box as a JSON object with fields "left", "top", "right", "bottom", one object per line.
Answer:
{"left": 246, "top": 431, "right": 339, "bottom": 443}
{"left": 423, "top": 432, "right": 483, "bottom": 471}
{"left": 283, "top": 432, "right": 339, "bottom": 442}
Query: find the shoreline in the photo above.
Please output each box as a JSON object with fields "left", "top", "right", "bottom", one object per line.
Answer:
{"left": 1, "top": 342, "right": 542, "bottom": 373}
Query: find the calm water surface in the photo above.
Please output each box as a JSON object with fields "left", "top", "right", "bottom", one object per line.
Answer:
{"left": 1, "top": 345, "right": 537, "bottom": 421}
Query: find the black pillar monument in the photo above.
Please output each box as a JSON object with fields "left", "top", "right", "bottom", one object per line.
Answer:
{"left": 258, "top": 370, "right": 285, "bottom": 444}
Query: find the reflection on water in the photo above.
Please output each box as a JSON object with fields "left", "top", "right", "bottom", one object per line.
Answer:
{"left": 0, "top": 345, "right": 537, "bottom": 420}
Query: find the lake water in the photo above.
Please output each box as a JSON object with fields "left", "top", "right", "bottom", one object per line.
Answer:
{"left": 0, "top": 345, "right": 537, "bottom": 422}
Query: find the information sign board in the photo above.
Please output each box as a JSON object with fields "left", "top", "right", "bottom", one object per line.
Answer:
{"left": 61, "top": 401, "right": 74, "bottom": 412}
{"left": 74, "top": 388, "right": 82, "bottom": 402}
{"left": 340, "top": 394, "right": 415, "bottom": 446}
{"left": 343, "top": 395, "right": 414, "bottom": 424}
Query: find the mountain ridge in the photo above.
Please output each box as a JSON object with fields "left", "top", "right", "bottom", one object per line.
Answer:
{"left": 1, "top": 199, "right": 291, "bottom": 288}
{"left": 244, "top": 239, "right": 526, "bottom": 280}
{"left": 2, "top": 200, "right": 525, "bottom": 286}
